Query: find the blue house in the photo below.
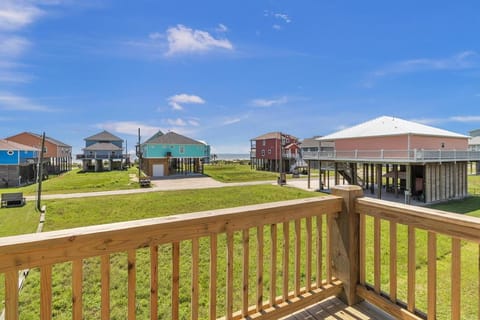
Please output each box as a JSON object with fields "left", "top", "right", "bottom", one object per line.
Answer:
{"left": 141, "top": 131, "right": 210, "bottom": 177}
{"left": 77, "top": 130, "right": 125, "bottom": 172}
{"left": 0, "top": 139, "right": 38, "bottom": 187}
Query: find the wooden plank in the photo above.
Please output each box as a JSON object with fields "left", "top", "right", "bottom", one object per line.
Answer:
{"left": 283, "top": 222, "right": 290, "bottom": 301}
{"left": 192, "top": 238, "right": 199, "bottom": 320}
{"left": 451, "top": 238, "right": 461, "bottom": 320}
{"left": 172, "top": 242, "right": 180, "bottom": 320}
{"left": 316, "top": 215, "right": 323, "bottom": 289}
{"left": 270, "top": 224, "right": 277, "bottom": 307}
{"left": 389, "top": 222, "right": 397, "bottom": 303}
{"left": 357, "top": 286, "right": 423, "bottom": 320}
{"left": 40, "top": 265, "right": 52, "bottom": 320}
{"left": 226, "top": 232, "right": 234, "bottom": 320}
{"left": 242, "top": 229, "right": 249, "bottom": 316}
{"left": 359, "top": 214, "right": 365, "bottom": 285}
{"left": 374, "top": 217, "right": 381, "bottom": 293}
{"left": 326, "top": 214, "right": 333, "bottom": 284}
{"left": 356, "top": 198, "right": 480, "bottom": 244}
{"left": 210, "top": 234, "right": 217, "bottom": 320}
{"left": 0, "top": 197, "right": 342, "bottom": 273}
{"left": 72, "top": 259, "right": 83, "bottom": 320}
{"left": 5, "top": 271, "right": 18, "bottom": 320}
{"left": 427, "top": 232, "right": 436, "bottom": 320}
{"left": 407, "top": 226, "right": 415, "bottom": 313}
{"left": 306, "top": 217, "right": 312, "bottom": 291}
{"left": 128, "top": 249, "right": 136, "bottom": 320}
{"left": 101, "top": 255, "right": 110, "bottom": 320}
{"left": 294, "top": 219, "right": 301, "bottom": 296}
{"left": 257, "top": 226, "right": 264, "bottom": 312}
{"left": 149, "top": 247, "right": 158, "bottom": 320}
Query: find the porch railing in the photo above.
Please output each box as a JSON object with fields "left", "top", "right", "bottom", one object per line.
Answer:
{"left": 2, "top": 186, "right": 480, "bottom": 319}
{"left": 0, "top": 196, "right": 343, "bottom": 320}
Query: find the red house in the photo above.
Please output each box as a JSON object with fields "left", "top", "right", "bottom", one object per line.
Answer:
{"left": 250, "top": 132, "right": 299, "bottom": 172}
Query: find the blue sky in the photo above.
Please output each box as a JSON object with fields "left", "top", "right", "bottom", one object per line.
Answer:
{"left": 1, "top": 1, "right": 480, "bottom": 155}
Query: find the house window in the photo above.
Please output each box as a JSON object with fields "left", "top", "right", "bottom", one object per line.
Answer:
{"left": 261, "top": 150, "right": 265, "bottom": 156}
{"left": 179, "top": 146, "right": 185, "bottom": 154}
{"left": 7, "top": 150, "right": 14, "bottom": 156}
{"left": 262, "top": 140, "right": 266, "bottom": 146}
{"left": 268, "top": 149, "right": 271, "bottom": 155}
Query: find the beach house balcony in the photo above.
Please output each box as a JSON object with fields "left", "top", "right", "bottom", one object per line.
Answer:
{"left": 1, "top": 186, "right": 478, "bottom": 319}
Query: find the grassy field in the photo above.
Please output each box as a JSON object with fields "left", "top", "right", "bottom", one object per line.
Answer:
{"left": 204, "top": 163, "right": 281, "bottom": 182}
{"left": 8, "top": 167, "right": 139, "bottom": 196}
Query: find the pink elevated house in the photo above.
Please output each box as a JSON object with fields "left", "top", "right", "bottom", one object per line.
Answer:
{"left": 304, "top": 116, "right": 480, "bottom": 203}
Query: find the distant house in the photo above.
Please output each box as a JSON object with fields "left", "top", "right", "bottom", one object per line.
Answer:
{"left": 0, "top": 139, "right": 38, "bottom": 187}
{"left": 250, "top": 132, "right": 300, "bottom": 173}
{"left": 5, "top": 132, "right": 72, "bottom": 174}
{"left": 300, "top": 137, "right": 334, "bottom": 169}
{"left": 141, "top": 131, "right": 210, "bottom": 177}
{"left": 304, "top": 115, "right": 480, "bottom": 203}
{"left": 77, "top": 130, "right": 125, "bottom": 172}
{"left": 469, "top": 129, "right": 480, "bottom": 173}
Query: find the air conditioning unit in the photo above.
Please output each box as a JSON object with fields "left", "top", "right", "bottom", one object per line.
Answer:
{"left": 166, "top": 152, "right": 172, "bottom": 157}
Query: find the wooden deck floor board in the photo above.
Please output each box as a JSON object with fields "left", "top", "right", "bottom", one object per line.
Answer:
{"left": 281, "top": 297, "right": 395, "bottom": 320}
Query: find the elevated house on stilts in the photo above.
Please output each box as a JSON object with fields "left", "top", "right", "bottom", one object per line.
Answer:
{"left": 303, "top": 116, "right": 480, "bottom": 204}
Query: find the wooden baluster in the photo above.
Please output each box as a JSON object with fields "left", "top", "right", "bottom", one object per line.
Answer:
{"left": 192, "top": 238, "right": 199, "bottom": 320}
{"left": 101, "top": 255, "right": 111, "bottom": 320}
{"left": 294, "top": 219, "right": 301, "bottom": 296}
{"left": 316, "top": 215, "right": 323, "bottom": 288}
{"left": 72, "top": 259, "right": 83, "bottom": 320}
{"left": 242, "top": 229, "right": 249, "bottom": 316}
{"left": 359, "top": 214, "right": 366, "bottom": 285}
{"left": 282, "top": 222, "right": 290, "bottom": 301}
{"left": 407, "top": 226, "right": 416, "bottom": 312}
{"left": 478, "top": 244, "right": 480, "bottom": 320}
{"left": 257, "top": 226, "right": 264, "bottom": 312}
{"left": 389, "top": 222, "right": 397, "bottom": 303}
{"left": 128, "top": 250, "right": 136, "bottom": 320}
{"left": 270, "top": 224, "right": 277, "bottom": 307}
{"left": 40, "top": 265, "right": 52, "bottom": 320}
{"left": 150, "top": 247, "right": 158, "bottom": 320}
{"left": 326, "top": 214, "right": 333, "bottom": 284}
{"left": 451, "top": 238, "right": 461, "bottom": 320}
{"left": 374, "top": 217, "right": 381, "bottom": 293}
{"left": 172, "top": 242, "right": 180, "bottom": 320}
{"left": 427, "top": 232, "right": 436, "bottom": 320}
{"left": 226, "top": 232, "right": 234, "bottom": 320}
{"left": 306, "top": 217, "right": 312, "bottom": 291}
{"left": 210, "top": 235, "right": 217, "bottom": 320}
{"left": 5, "top": 271, "right": 19, "bottom": 320}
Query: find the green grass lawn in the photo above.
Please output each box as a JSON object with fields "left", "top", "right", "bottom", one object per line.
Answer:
{"left": 8, "top": 167, "right": 139, "bottom": 196}
{"left": 204, "top": 164, "right": 280, "bottom": 182}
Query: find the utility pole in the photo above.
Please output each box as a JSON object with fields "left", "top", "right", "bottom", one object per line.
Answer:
{"left": 136, "top": 128, "right": 142, "bottom": 181}
{"left": 36, "top": 132, "right": 46, "bottom": 212}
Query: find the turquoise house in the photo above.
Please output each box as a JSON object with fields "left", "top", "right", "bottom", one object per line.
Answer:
{"left": 141, "top": 131, "right": 210, "bottom": 177}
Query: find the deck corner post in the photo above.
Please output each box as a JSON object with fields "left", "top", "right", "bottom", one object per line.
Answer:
{"left": 331, "top": 185, "right": 364, "bottom": 306}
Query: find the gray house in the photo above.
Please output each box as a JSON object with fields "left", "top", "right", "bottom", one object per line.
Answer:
{"left": 77, "top": 130, "right": 125, "bottom": 172}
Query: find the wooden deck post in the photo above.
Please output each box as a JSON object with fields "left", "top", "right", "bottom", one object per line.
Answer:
{"left": 331, "top": 185, "right": 364, "bottom": 306}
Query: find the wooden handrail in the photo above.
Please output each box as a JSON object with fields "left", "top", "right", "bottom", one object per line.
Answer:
{"left": 1, "top": 196, "right": 343, "bottom": 319}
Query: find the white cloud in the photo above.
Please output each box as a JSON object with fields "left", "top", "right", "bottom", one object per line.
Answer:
{"left": 168, "top": 93, "right": 205, "bottom": 111}
{"left": 0, "top": 36, "right": 31, "bottom": 57}
{"left": 167, "top": 118, "right": 187, "bottom": 126}
{"left": 216, "top": 23, "right": 228, "bottom": 33}
{"left": 165, "top": 24, "right": 233, "bottom": 56}
{"left": 274, "top": 13, "right": 291, "bottom": 23}
{"left": 99, "top": 121, "right": 160, "bottom": 138}
{"left": 0, "top": 93, "right": 53, "bottom": 111}
{"left": 365, "top": 51, "right": 478, "bottom": 87}
{"left": 272, "top": 24, "right": 282, "bottom": 31}
{"left": 450, "top": 116, "right": 480, "bottom": 123}
{"left": 223, "top": 118, "right": 241, "bottom": 125}
{"left": 149, "top": 32, "right": 162, "bottom": 40}
{"left": 188, "top": 119, "right": 200, "bottom": 126}
{"left": 0, "top": 1, "right": 44, "bottom": 31}
{"left": 251, "top": 96, "right": 288, "bottom": 107}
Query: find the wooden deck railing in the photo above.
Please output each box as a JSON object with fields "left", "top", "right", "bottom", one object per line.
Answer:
{"left": 2, "top": 186, "right": 480, "bottom": 319}
{"left": 355, "top": 193, "right": 480, "bottom": 319}
{"left": 0, "top": 196, "right": 343, "bottom": 320}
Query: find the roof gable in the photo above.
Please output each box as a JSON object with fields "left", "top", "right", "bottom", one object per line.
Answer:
{"left": 83, "top": 142, "right": 123, "bottom": 151}
{"left": 0, "top": 139, "right": 38, "bottom": 151}
{"left": 85, "top": 130, "right": 123, "bottom": 142}
{"left": 252, "top": 132, "right": 298, "bottom": 141}
{"left": 318, "top": 116, "right": 468, "bottom": 141}
{"left": 144, "top": 131, "right": 205, "bottom": 145}
{"left": 144, "top": 130, "right": 164, "bottom": 144}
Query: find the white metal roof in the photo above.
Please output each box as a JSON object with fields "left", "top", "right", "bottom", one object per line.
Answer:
{"left": 317, "top": 116, "right": 468, "bottom": 141}
{"left": 470, "top": 136, "right": 480, "bottom": 145}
